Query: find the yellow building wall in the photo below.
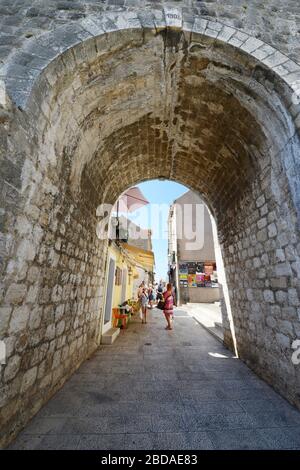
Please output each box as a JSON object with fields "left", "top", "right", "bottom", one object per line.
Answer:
{"left": 107, "top": 244, "right": 135, "bottom": 308}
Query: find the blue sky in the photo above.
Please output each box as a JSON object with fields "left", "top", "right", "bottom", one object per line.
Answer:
{"left": 127, "top": 180, "right": 188, "bottom": 282}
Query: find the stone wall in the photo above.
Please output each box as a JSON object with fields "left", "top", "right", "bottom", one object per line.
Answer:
{"left": 0, "top": 2, "right": 300, "bottom": 447}
{"left": 0, "top": 1, "right": 299, "bottom": 64}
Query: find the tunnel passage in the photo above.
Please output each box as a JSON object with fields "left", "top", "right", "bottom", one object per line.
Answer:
{"left": 0, "top": 12, "right": 300, "bottom": 447}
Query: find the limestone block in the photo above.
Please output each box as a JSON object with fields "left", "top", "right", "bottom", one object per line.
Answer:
{"left": 51, "top": 285, "right": 63, "bottom": 303}
{"left": 137, "top": 11, "right": 156, "bottom": 30}
{"left": 21, "top": 366, "right": 37, "bottom": 393}
{"left": 240, "top": 37, "right": 264, "bottom": 54}
{"left": 26, "top": 284, "right": 39, "bottom": 304}
{"left": 278, "top": 320, "right": 294, "bottom": 337}
{"left": 8, "top": 305, "right": 29, "bottom": 334}
{"left": 268, "top": 223, "right": 277, "bottom": 238}
{"left": 263, "top": 290, "right": 275, "bottom": 303}
{"left": 276, "top": 249, "right": 286, "bottom": 263}
{"left": 263, "top": 51, "right": 288, "bottom": 68}
{"left": 55, "top": 304, "right": 65, "bottom": 322}
{"left": 52, "top": 349, "right": 62, "bottom": 369}
{"left": 80, "top": 17, "right": 106, "bottom": 37}
{"left": 288, "top": 288, "right": 300, "bottom": 307}
{"left": 0, "top": 307, "right": 12, "bottom": 337}
{"left": 282, "top": 306, "right": 298, "bottom": 321}
{"left": 205, "top": 28, "right": 218, "bottom": 39}
{"left": 5, "top": 283, "right": 27, "bottom": 305}
{"left": 28, "top": 306, "right": 42, "bottom": 330}
{"left": 56, "top": 320, "right": 65, "bottom": 337}
{"left": 270, "top": 305, "right": 281, "bottom": 318}
{"left": 257, "top": 229, "right": 267, "bottom": 243}
{"left": 257, "top": 217, "right": 267, "bottom": 229}
{"left": 276, "top": 333, "right": 291, "bottom": 349}
{"left": 17, "top": 239, "right": 36, "bottom": 262}
{"left": 39, "top": 373, "right": 52, "bottom": 390}
{"left": 27, "top": 266, "right": 41, "bottom": 283}
{"left": 266, "top": 316, "right": 277, "bottom": 329}
{"left": 275, "top": 290, "right": 287, "bottom": 304}
{"left": 252, "top": 44, "right": 275, "bottom": 61}
{"left": 275, "top": 263, "right": 292, "bottom": 277}
{"left": 15, "top": 215, "right": 32, "bottom": 237}
{"left": 45, "top": 324, "right": 56, "bottom": 341}
{"left": 192, "top": 17, "right": 208, "bottom": 36}
{"left": 256, "top": 195, "right": 265, "bottom": 208}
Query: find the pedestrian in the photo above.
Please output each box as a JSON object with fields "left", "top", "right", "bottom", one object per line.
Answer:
{"left": 157, "top": 280, "right": 163, "bottom": 301}
{"left": 163, "top": 283, "right": 176, "bottom": 330}
{"left": 137, "top": 282, "right": 145, "bottom": 317}
{"left": 148, "top": 284, "right": 154, "bottom": 309}
{"left": 140, "top": 288, "right": 148, "bottom": 324}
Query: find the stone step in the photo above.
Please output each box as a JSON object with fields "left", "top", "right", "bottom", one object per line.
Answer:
{"left": 202, "top": 322, "right": 224, "bottom": 344}
{"left": 181, "top": 303, "right": 224, "bottom": 343}
{"left": 101, "top": 327, "right": 120, "bottom": 345}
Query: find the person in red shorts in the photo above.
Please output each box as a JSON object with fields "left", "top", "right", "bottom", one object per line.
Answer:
{"left": 163, "top": 283, "right": 176, "bottom": 330}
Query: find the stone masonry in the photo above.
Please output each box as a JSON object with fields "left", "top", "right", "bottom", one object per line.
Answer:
{"left": 0, "top": 1, "right": 300, "bottom": 448}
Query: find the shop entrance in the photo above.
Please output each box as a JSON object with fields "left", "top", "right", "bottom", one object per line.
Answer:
{"left": 103, "top": 257, "right": 116, "bottom": 334}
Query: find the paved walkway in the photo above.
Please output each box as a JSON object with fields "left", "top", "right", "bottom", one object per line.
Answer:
{"left": 183, "top": 302, "right": 223, "bottom": 342}
{"left": 9, "top": 307, "right": 300, "bottom": 450}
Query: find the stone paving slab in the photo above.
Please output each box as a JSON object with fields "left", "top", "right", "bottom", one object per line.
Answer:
{"left": 8, "top": 308, "right": 300, "bottom": 450}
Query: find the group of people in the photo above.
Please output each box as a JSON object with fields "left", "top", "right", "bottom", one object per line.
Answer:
{"left": 137, "top": 280, "right": 176, "bottom": 330}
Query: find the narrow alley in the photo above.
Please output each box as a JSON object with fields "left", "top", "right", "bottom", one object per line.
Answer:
{"left": 9, "top": 308, "right": 300, "bottom": 450}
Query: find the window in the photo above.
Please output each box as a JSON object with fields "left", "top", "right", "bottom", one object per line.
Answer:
{"left": 115, "top": 267, "right": 122, "bottom": 285}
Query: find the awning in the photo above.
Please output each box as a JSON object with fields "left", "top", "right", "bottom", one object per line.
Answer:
{"left": 121, "top": 242, "right": 155, "bottom": 271}
{"left": 113, "top": 186, "right": 149, "bottom": 213}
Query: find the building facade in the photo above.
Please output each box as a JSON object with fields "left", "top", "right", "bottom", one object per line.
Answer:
{"left": 168, "top": 190, "right": 220, "bottom": 305}
{"left": 110, "top": 215, "right": 155, "bottom": 288}
{"left": 102, "top": 215, "right": 155, "bottom": 339}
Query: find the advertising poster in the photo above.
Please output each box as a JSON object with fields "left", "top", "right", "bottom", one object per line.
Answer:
{"left": 179, "top": 263, "right": 188, "bottom": 274}
{"left": 196, "top": 273, "right": 205, "bottom": 287}
{"left": 196, "top": 262, "right": 204, "bottom": 273}
{"left": 204, "top": 263, "right": 214, "bottom": 275}
{"left": 187, "top": 262, "right": 197, "bottom": 274}
{"left": 204, "top": 274, "right": 212, "bottom": 287}
{"left": 188, "top": 274, "right": 197, "bottom": 287}
{"left": 179, "top": 261, "right": 218, "bottom": 288}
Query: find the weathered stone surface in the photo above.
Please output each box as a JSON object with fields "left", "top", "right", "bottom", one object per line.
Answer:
{"left": 8, "top": 305, "right": 29, "bottom": 334}
{"left": 4, "top": 284, "right": 27, "bottom": 305}
{"left": 0, "top": 0, "right": 300, "bottom": 451}
{"left": 0, "top": 306, "right": 12, "bottom": 336}
{"left": 20, "top": 366, "right": 37, "bottom": 393}
{"left": 3, "top": 355, "right": 21, "bottom": 382}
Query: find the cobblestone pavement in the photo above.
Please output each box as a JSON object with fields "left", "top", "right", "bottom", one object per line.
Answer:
{"left": 8, "top": 308, "right": 300, "bottom": 450}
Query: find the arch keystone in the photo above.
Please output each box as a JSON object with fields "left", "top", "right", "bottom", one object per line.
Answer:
{"left": 163, "top": 7, "right": 183, "bottom": 30}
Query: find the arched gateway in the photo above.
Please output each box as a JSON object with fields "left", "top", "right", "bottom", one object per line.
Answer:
{"left": 0, "top": 4, "right": 300, "bottom": 446}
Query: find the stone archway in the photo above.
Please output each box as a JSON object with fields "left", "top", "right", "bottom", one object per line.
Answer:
{"left": 0, "top": 7, "right": 300, "bottom": 447}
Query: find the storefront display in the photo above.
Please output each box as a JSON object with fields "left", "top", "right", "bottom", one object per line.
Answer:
{"left": 188, "top": 274, "right": 197, "bottom": 287}
{"left": 179, "top": 261, "right": 218, "bottom": 288}
{"left": 195, "top": 273, "right": 205, "bottom": 287}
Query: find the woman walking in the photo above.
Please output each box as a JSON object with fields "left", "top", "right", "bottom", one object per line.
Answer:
{"left": 163, "top": 283, "right": 175, "bottom": 330}
{"left": 140, "top": 287, "right": 148, "bottom": 324}
{"left": 148, "top": 284, "right": 154, "bottom": 309}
